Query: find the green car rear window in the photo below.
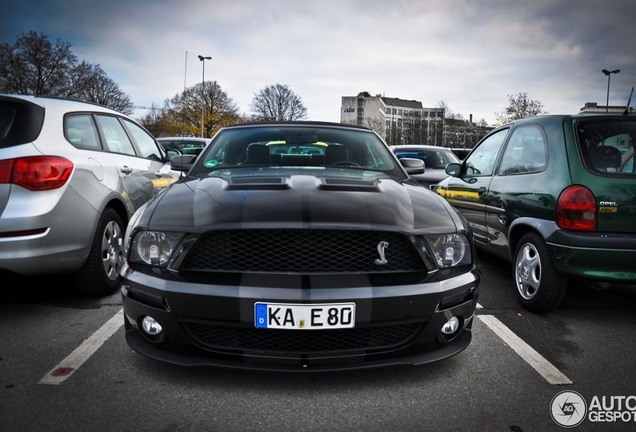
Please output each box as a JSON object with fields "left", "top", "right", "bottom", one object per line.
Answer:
{"left": 576, "top": 119, "right": 636, "bottom": 176}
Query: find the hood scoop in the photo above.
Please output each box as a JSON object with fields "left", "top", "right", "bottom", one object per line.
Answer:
{"left": 223, "top": 175, "right": 380, "bottom": 192}
{"left": 319, "top": 177, "right": 381, "bottom": 192}
{"left": 225, "top": 176, "right": 289, "bottom": 190}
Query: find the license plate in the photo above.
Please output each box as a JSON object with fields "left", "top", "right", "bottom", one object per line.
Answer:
{"left": 254, "top": 302, "right": 356, "bottom": 330}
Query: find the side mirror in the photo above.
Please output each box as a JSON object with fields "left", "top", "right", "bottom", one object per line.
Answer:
{"left": 445, "top": 162, "right": 461, "bottom": 177}
{"left": 399, "top": 157, "right": 425, "bottom": 174}
{"left": 170, "top": 154, "right": 197, "bottom": 172}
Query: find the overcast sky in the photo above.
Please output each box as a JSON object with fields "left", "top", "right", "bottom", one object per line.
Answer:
{"left": 2, "top": 0, "right": 635, "bottom": 125}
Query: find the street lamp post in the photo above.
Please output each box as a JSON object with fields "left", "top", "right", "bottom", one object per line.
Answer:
{"left": 602, "top": 68, "right": 620, "bottom": 113}
{"left": 198, "top": 55, "right": 212, "bottom": 137}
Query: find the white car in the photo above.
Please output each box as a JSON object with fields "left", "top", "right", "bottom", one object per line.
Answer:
{"left": 0, "top": 94, "right": 180, "bottom": 295}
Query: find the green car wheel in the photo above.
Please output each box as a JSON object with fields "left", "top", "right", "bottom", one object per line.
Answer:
{"left": 513, "top": 232, "right": 567, "bottom": 313}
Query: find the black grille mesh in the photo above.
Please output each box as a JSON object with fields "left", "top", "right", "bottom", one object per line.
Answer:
{"left": 181, "top": 322, "right": 422, "bottom": 354}
{"left": 181, "top": 230, "right": 425, "bottom": 273}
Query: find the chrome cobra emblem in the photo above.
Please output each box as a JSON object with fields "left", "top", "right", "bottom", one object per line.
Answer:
{"left": 374, "top": 241, "right": 389, "bottom": 265}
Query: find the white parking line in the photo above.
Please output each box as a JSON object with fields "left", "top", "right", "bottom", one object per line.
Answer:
{"left": 39, "top": 308, "right": 124, "bottom": 385}
{"left": 476, "top": 303, "right": 573, "bottom": 385}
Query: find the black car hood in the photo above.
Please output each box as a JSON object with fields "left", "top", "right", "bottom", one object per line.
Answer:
{"left": 143, "top": 175, "right": 459, "bottom": 233}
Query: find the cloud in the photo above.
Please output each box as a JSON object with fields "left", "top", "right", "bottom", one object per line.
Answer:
{"left": 2, "top": 0, "right": 635, "bottom": 125}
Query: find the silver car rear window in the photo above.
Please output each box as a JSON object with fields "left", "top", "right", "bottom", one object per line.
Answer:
{"left": 0, "top": 98, "right": 45, "bottom": 147}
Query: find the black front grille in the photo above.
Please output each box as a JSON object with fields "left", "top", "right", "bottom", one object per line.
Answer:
{"left": 181, "top": 230, "right": 425, "bottom": 273}
{"left": 181, "top": 321, "right": 422, "bottom": 354}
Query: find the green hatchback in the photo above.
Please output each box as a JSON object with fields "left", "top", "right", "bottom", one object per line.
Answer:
{"left": 436, "top": 113, "right": 636, "bottom": 312}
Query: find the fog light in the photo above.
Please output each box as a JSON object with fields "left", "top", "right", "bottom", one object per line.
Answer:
{"left": 141, "top": 316, "right": 163, "bottom": 335}
{"left": 441, "top": 316, "right": 460, "bottom": 335}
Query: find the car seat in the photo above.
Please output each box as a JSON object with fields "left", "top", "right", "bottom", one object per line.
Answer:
{"left": 589, "top": 146, "right": 621, "bottom": 172}
{"left": 243, "top": 144, "right": 270, "bottom": 165}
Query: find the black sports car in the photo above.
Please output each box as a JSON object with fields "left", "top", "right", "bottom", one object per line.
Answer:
{"left": 120, "top": 122, "right": 480, "bottom": 371}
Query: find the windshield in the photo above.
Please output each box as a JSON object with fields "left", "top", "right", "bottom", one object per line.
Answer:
{"left": 188, "top": 124, "right": 405, "bottom": 181}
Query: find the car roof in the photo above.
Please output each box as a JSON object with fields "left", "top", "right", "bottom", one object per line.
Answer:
{"left": 391, "top": 144, "right": 453, "bottom": 150}
{"left": 0, "top": 94, "right": 120, "bottom": 115}
{"left": 221, "top": 121, "right": 374, "bottom": 132}
{"left": 157, "top": 137, "right": 211, "bottom": 143}
{"left": 502, "top": 112, "right": 636, "bottom": 127}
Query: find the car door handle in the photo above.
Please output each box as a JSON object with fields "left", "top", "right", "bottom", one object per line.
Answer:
{"left": 154, "top": 171, "right": 164, "bottom": 178}
{"left": 478, "top": 187, "right": 487, "bottom": 195}
{"left": 120, "top": 166, "right": 133, "bottom": 175}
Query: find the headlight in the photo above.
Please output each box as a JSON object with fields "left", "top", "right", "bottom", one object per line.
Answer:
{"left": 429, "top": 233, "right": 471, "bottom": 268}
{"left": 130, "top": 231, "right": 184, "bottom": 266}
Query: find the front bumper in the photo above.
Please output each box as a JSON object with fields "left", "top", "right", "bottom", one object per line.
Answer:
{"left": 120, "top": 265, "right": 480, "bottom": 371}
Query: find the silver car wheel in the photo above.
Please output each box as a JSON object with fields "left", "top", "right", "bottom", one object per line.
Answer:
{"left": 101, "top": 220, "right": 123, "bottom": 281}
{"left": 515, "top": 242, "right": 541, "bottom": 300}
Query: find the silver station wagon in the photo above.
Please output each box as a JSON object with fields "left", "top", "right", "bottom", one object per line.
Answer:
{"left": 0, "top": 94, "right": 179, "bottom": 295}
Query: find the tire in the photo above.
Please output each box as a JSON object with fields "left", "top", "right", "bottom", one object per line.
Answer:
{"left": 75, "top": 207, "right": 124, "bottom": 296}
{"left": 512, "top": 232, "right": 567, "bottom": 313}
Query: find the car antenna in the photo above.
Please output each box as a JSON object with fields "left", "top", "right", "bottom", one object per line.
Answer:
{"left": 624, "top": 86, "right": 634, "bottom": 115}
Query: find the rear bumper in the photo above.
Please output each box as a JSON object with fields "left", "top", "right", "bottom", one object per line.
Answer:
{"left": 547, "top": 230, "right": 636, "bottom": 282}
{"left": 0, "top": 184, "right": 97, "bottom": 276}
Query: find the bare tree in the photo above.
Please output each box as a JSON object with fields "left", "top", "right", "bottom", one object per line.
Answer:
{"left": 0, "top": 31, "right": 133, "bottom": 113}
{"left": 495, "top": 92, "right": 547, "bottom": 125}
{"left": 250, "top": 84, "right": 307, "bottom": 121}
{"left": 137, "top": 103, "right": 172, "bottom": 137}
{"left": 363, "top": 118, "right": 385, "bottom": 136}
{"left": 0, "top": 31, "right": 76, "bottom": 95}
{"left": 437, "top": 100, "right": 466, "bottom": 121}
{"left": 159, "top": 81, "right": 241, "bottom": 138}
{"left": 75, "top": 63, "right": 134, "bottom": 114}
